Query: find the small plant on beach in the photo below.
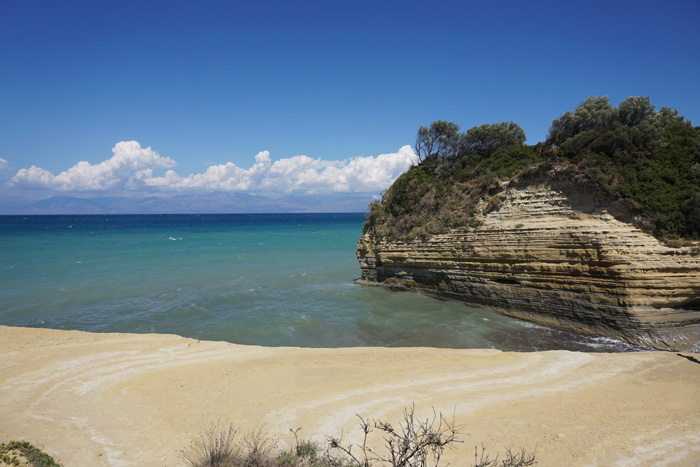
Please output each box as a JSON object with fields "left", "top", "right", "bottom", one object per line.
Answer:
{"left": 0, "top": 441, "right": 61, "bottom": 467}
{"left": 280, "top": 428, "right": 346, "bottom": 467}
{"left": 328, "top": 404, "right": 460, "bottom": 467}
{"left": 181, "top": 405, "right": 536, "bottom": 467}
{"left": 180, "top": 423, "right": 347, "bottom": 467}
{"left": 473, "top": 444, "right": 537, "bottom": 467}
{"left": 180, "top": 420, "right": 240, "bottom": 467}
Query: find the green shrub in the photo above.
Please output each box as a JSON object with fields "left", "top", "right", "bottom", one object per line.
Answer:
{"left": 549, "top": 97, "right": 700, "bottom": 238}
{"left": 476, "top": 145, "right": 542, "bottom": 179}
{"left": 0, "top": 441, "right": 61, "bottom": 467}
{"left": 366, "top": 97, "right": 699, "bottom": 242}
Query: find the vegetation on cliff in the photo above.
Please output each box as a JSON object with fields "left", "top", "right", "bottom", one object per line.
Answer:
{"left": 364, "top": 96, "right": 700, "bottom": 241}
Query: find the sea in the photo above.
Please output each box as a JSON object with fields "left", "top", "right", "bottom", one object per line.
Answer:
{"left": 0, "top": 213, "right": 644, "bottom": 352}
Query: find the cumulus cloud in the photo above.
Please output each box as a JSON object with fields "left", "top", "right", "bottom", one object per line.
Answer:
{"left": 0, "top": 158, "right": 8, "bottom": 172}
{"left": 146, "top": 145, "right": 418, "bottom": 194}
{"left": 11, "top": 141, "right": 176, "bottom": 191}
{"left": 10, "top": 142, "right": 418, "bottom": 196}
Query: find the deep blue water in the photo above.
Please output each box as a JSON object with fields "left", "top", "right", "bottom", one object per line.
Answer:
{"left": 0, "top": 213, "right": 642, "bottom": 351}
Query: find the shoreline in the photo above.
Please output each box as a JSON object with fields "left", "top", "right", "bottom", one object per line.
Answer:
{"left": 1, "top": 325, "right": 699, "bottom": 466}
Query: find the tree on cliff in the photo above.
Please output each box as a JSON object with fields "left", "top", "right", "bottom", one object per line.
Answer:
{"left": 547, "top": 95, "right": 700, "bottom": 237}
{"left": 546, "top": 96, "right": 665, "bottom": 158}
{"left": 415, "top": 120, "right": 462, "bottom": 163}
{"left": 415, "top": 120, "right": 527, "bottom": 178}
{"left": 366, "top": 96, "right": 699, "bottom": 242}
{"left": 464, "top": 121, "right": 526, "bottom": 158}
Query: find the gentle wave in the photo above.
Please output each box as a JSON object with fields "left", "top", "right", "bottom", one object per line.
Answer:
{"left": 0, "top": 214, "right": 644, "bottom": 352}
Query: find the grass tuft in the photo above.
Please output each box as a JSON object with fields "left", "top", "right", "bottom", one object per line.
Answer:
{"left": 181, "top": 405, "right": 537, "bottom": 467}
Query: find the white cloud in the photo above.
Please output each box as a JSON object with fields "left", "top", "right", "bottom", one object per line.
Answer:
{"left": 0, "top": 158, "right": 8, "bottom": 172}
{"left": 11, "top": 141, "right": 176, "bottom": 191}
{"left": 145, "top": 145, "right": 418, "bottom": 195}
{"left": 9, "top": 142, "right": 418, "bottom": 196}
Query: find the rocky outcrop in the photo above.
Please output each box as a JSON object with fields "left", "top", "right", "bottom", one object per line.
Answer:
{"left": 357, "top": 165, "right": 700, "bottom": 351}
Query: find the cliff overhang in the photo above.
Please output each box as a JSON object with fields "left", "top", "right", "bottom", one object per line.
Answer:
{"left": 357, "top": 165, "right": 700, "bottom": 352}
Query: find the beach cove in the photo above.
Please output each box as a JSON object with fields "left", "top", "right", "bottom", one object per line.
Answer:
{"left": 1, "top": 326, "right": 699, "bottom": 466}
{"left": 0, "top": 214, "right": 641, "bottom": 353}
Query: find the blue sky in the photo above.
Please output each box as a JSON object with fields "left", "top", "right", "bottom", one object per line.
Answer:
{"left": 1, "top": 0, "right": 699, "bottom": 213}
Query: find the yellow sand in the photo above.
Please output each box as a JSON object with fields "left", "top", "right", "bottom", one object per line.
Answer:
{"left": 1, "top": 326, "right": 699, "bottom": 466}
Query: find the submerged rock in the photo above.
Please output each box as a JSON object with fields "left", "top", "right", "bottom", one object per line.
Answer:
{"left": 357, "top": 166, "right": 700, "bottom": 351}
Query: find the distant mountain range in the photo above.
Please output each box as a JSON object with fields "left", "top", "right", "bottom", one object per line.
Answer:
{"left": 0, "top": 192, "right": 374, "bottom": 214}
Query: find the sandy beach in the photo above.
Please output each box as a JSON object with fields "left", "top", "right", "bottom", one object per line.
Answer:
{"left": 1, "top": 325, "right": 699, "bottom": 466}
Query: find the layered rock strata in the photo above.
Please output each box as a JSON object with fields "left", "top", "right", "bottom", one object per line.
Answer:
{"left": 357, "top": 167, "right": 700, "bottom": 351}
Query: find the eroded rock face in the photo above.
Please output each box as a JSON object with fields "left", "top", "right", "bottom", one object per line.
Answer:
{"left": 357, "top": 168, "right": 700, "bottom": 351}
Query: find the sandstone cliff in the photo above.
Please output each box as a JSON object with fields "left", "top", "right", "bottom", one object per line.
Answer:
{"left": 357, "top": 165, "right": 700, "bottom": 351}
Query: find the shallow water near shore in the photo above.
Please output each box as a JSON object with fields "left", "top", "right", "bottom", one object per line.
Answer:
{"left": 0, "top": 213, "right": 643, "bottom": 352}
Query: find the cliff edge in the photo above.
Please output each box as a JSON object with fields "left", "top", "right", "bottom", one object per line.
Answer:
{"left": 357, "top": 165, "right": 700, "bottom": 351}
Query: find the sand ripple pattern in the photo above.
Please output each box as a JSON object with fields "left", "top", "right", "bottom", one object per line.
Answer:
{"left": 1, "top": 326, "right": 699, "bottom": 466}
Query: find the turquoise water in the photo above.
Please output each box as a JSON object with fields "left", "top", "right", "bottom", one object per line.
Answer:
{"left": 0, "top": 214, "right": 641, "bottom": 351}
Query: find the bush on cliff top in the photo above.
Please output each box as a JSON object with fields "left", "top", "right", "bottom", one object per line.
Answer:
{"left": 364, "top": 96, "right": 700, "bottom": 241}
